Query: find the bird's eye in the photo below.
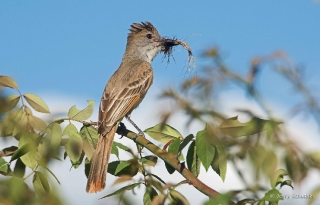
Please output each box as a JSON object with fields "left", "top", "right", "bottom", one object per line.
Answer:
{"left": 146, "top": 34, "right": 152, "bottom": 39}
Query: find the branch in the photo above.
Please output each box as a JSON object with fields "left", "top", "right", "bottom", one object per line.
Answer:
{"left": 116, "top": 125, "right": 236, "bottom": 205}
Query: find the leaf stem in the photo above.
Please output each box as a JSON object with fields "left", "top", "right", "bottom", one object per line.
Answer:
{"left": 24, "top": 164, "right": 38, "bottom": 181}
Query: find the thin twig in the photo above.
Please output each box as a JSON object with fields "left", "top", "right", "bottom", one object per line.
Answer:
{"left": 116, "top": 126, "right": 236, "bottom": 205}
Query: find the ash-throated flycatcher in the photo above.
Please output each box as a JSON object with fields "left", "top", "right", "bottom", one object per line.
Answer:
{"left": 86, "top": 22, "right": 177, "bottom": 193}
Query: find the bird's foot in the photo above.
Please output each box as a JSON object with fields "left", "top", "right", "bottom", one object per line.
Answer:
{"left": 117, "top": 122, "right": 127, "bottom": 139}
{"left": 133, "top": 131, "right": 145, "bottom": 141}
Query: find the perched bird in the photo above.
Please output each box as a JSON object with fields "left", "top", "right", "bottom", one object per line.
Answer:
{"left": 86, "top": 22, "right": 177, "bottom": 193}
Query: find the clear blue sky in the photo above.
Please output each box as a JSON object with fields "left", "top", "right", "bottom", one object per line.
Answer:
{"left": 1, "top": 1, "right": 320, "bottom": 205}
{"left": 1, "top": 1, "right": 319, "bottom": 101}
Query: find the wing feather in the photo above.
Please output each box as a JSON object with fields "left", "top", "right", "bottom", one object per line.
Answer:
{"left": 98, "top": 62, "right": 153, "bottom": 136}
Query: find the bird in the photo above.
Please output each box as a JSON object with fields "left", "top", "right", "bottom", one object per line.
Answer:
{"left": 86, "top": 22, "right": 177, "bottom": 193}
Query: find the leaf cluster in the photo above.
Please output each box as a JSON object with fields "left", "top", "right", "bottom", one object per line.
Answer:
{"left": 1, "top": 48, "right": 320, "bottom": 205}
{"left": 157, "top": 49, "right": 320, "bottom": 204}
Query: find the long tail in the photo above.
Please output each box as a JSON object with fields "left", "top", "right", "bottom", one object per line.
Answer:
{"left": 86, "top": 125, "right": 116, "bottom": 193}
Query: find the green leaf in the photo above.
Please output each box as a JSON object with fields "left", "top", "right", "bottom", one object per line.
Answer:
{"left": 10, "top": 143, "right": 34, "bottom": 163}
{"left": 249, "top": 145, "right": 278, "bottom": 179}
{"left": 71, "top": 151, "right": 85, "bottom": 169}
{"left": 85, "top": 157, "right": 91, "bottom": 178}
{"left": 13, "top": 158, "right": 26, "bottom": 177}
{"left": 263, "top": 151, "right": 278, "bottom": 178}
{"left": 186, "top": 141, "right": 200, "bottom": 177}
{"left": 107, "top": 160, "right": 138, "bottom": 177}
{"left": 178, "top": 153, "right": 185, "bottom": 161}
{"left": 12, "top": 111, "right": 28, "bottom": 137}
{"left": 140, "top": 155, "right": 158, "bottom": 167}
{"left": 68, "top": 100, "right": 94, "bottom": 121}
{"left": 64, "top": 136, "right": 83, "bottom": 162}
{"left": 23, "top": 93, "right": 50, "bottom": 113}
{"left": 113, "top": 141, "right": 130, "bottom": 152}
{"left": 80, "top": 125, "right": 98, "bottom": 148}
{"left": 165, "top": 161, "right": 175, "bottom": 174}
{"left": 204, "top": 193, "right": 231, "bottom": 205}
{"left": 28, "top": 115, "right": 47, "bottom": 132}
{"left": 24, "top": 106, "right": 33, "bottom": 115}
{"left": 111, "top": 143, "right": 119, "bottom": 159}
{"left": 0, "top": 158, "right": 8, "bottom": 173}
{"left": 80, "top": 125, "right": 98, "bottom": 160}
{"left": 63, "top": 123, "right": 79, "bottom": 138}
{"left": 100, "top": 183, "right": 141, "bottom": 199}
{"left": 179, "top": 134, "right": 194, "bottom": 153}
{"left": 143, "top": 186, "right": 158, "bottom": 205}
{"left": 115, "top": 160, "right": 132, "bottom": 175}
{"left": 38, "top": 162, "right": 61, "bottom": 185}
{"left": 264, "top": 188, "right": 281, "bottom": 203}
{"left": 9, "top": 176, "right": 34, "bottom": 201}
{"left": 270, "top": 169, "right": 288, "bottom": 188}
{"left": 151, "top": 195, "right": 166, "bottom": 205}
{"left": 0, "top": 76, "right": 18, "bottom": 90}
{"left": 219, "top": 116, "right": 282, "bottom": 138}
{"left": 211, "top": 143, "right": 227, "bottom": 181}
{"left": 148, "top": 173, "right": 166, "bottom": 185}
{"left": 168, "top": 138, "right": 181, "bottom": 155}
{"left": 63, "top": 123, "right": 83, "bottom": 162}
{"left": 33, "top": 171, "right": 50, "bottom": 198}
{"left": 163, "top": 138, "right": 181, "bottom": 174}
{"left": 170, "top": 189, "right": 190, "bottom": 205}
{"left": 0, "top": 108, "right": 23, "bottom": 137}
{"left": 0, "top": 94, "right": 20, "bottom": 114}
{"left": 16, "top": 133, "right": 37, "bottom": 168}
{"left": 39, "top": 122, "right": 62, "bottom": 159}
{"left": 144, "top": 123, "right": 182, "bottom": 144}
{"left": 49, "top": 122, "right": 63, "bottom": 149}
{"left": 195, "top": 129, "right": 215, "bottom": 171}
{"left": 111, "top": 141, "right": 133, "bottom": 159}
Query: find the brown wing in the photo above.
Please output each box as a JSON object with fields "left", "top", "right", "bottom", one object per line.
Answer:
{"left": 98, "top": 62, "right": 153, "bottom": 136}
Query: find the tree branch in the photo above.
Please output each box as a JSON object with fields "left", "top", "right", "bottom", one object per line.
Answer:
{"left": 116, "top": 125, "right": 236, "bottom": 205}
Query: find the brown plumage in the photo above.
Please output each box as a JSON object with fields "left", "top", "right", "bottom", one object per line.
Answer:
{"left": 86, "top": 22, "right": 175, "bottom": 193}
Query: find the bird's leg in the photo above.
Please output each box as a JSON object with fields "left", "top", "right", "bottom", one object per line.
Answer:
{"left": 125, "top": 115, "right": 144, "bottom": 156}
{"left": 125, "top": 114, "right": 145, "bottom": 140}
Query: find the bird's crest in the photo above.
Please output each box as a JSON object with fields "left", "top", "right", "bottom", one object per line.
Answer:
{"left": 129, "top": 21, "right": 155, "bottom": 34}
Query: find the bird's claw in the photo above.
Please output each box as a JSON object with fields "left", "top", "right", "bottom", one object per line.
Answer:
{"left": 133, "top": 131, "right": 145, "bottom": 141}
{"left": 117, "top": 122, "right": 127, "bottom": 139}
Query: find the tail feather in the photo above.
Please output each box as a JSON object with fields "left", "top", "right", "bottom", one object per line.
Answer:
{"left": 86, "top": 126, "right": 116, "bottom": 193}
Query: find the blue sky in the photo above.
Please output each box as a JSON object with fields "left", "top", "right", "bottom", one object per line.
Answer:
{"left": 1, "top": 1, "right": 320, "bottom": 205}
{"left": 1, "top": 1, "right": 319, "bottom": 101}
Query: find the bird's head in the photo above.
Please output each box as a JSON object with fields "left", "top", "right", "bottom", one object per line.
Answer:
{"left": 125, "top": 22, "right": 177, "bottom": 63}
